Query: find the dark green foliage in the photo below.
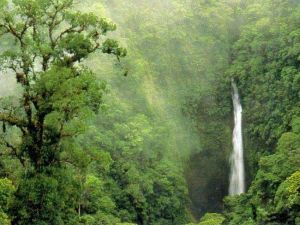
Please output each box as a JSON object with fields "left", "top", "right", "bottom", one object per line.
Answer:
{"left": 218, "top": 1, "right": 300, "bottom": 224}
{"left": 228, "top": 0, "right": 300, "bottom": 150}
{"left": 0, "top": 0, "right": 300, "bottom": 225}
{"left": 11, "top": 169, "right": 79, "bottom": 225}
{"left": 178, "top": 1, "right": 300, "bottom": 224}
{"left": 224, "top": 128, "right": 300, "bottom": 225}
{"left": 0, "top": 178, "right": 15, "bottom": 225}
{"left": 81, "top": 109, "right": 190, "bottom": 225}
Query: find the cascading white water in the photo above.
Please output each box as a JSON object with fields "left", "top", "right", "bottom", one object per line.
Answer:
{"left": 229, "top": 80, "right": 245, "bottom": 195}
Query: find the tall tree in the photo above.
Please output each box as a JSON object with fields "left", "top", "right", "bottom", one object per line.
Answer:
{"left": 0, "top": 0, "right": 126, "bottom": 223}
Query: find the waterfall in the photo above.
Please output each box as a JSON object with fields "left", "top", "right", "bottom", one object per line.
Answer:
{"left": 229, "top": 80, "right": 245, "bottom": 195}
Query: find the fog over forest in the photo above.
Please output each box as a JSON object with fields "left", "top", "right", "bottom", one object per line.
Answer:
{"left": 0, "top": 0, "right": 299, "bottom": 225}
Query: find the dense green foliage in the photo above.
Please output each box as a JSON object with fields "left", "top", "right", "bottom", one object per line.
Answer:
{"left": 0, "top": 0, "right": 127, "bottom": 224}
{"left": 186, "top": 213, "right": 225, "bottom": 225}
{"left": 0, "top": 0, "right": 299, "bottom": 225}
{"left": 220, "top": 1, "right": 300, "bottom": 224}
{"left": 0, "top": 0, "right": 191, "bottom": 224}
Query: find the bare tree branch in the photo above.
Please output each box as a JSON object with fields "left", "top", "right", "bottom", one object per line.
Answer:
{"left": 0, "top": 113, "right": 27, "bottom": 128}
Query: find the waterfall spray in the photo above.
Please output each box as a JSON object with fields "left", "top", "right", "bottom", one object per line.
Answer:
{"left": 229, "top": 80, "right": 245, "bottom": 195}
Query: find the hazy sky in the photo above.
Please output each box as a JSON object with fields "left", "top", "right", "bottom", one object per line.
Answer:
{"left": 0, "top": 73, "right": 17, "bottom": 97}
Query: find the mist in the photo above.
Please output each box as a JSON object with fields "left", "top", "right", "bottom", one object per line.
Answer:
{"left": 1, "top": 0, "right": 296, "bottom": 224}
{"left": 80, "top": 0, "right": 235, "bottom": 218}
{"left": 0, "top": 0, "right": 234, "bottom": 220}
{"left": 0, "top": 74, "right": 16, "bottom": 97}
